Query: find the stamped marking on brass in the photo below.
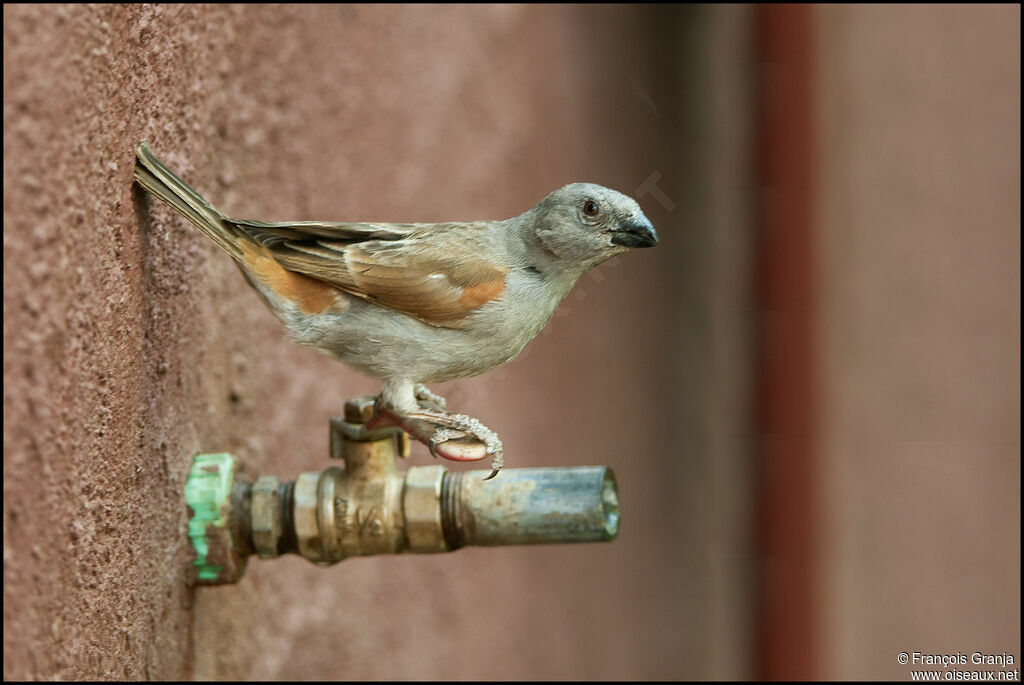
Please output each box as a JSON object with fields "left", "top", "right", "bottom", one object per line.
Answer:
{"left": 334, "top": 497, "right": 352, "bottom": 537}
{"left": 356, "top": 506, "right": 385, "bottom": 537}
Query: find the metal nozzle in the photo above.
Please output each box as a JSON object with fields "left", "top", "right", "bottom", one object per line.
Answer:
{"left": 441, "top": 467, "right": 619, "bottom": 548}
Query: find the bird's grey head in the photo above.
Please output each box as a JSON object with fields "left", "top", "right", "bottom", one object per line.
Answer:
{"left": 530, "top": 182, "right": 658, "bottom": 270}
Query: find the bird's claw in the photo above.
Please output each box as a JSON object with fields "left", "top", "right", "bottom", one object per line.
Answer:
{"left": 375, "top": 390, "right": 504, "bottom": 478}
{"left": 412, "top": 413, "right": 504, "bottom": 478}
{"left": 427, "top": 427, "right": 472, "bottom": 460}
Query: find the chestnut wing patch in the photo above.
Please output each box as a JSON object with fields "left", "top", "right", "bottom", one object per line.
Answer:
{"left": 232, "top": 220, "right": 507, "bottom": 328}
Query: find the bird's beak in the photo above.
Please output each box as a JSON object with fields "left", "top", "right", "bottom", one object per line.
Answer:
{"left": 610, "top": 217, "right": 659, "bottom": 248}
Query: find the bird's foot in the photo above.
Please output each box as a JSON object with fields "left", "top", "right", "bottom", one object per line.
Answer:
{"left": 371, "top": 404, "right": 503, "bottom": 480}
{"left": 413, "top": 383, "right": 447, "bottom": 412}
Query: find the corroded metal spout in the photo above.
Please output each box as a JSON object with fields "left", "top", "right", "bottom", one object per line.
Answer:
{"left": 185, "top": 396, "right": 620, "bottom": 585}
{"left": 441, "top": 467, "right": 619, "bottom": 548}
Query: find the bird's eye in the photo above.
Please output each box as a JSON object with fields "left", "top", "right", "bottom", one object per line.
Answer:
{"left": 583, "top": 200, "right": 600, "bottom": 217}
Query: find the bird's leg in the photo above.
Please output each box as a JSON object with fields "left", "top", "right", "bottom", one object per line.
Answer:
{"left": 370, "top": 383, "right": 503, "bottom": 480}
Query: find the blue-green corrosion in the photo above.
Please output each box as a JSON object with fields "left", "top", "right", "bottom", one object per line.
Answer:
{"left": 184, "top": 453, "right": 234, "bottom": 581}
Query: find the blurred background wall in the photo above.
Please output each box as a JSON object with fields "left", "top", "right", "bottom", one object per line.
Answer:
{"left": 816, "top": 5, "right": 1020, "bottom": 679}
{"left": 2, "top": 4, "right": 1018, "bottom": 680}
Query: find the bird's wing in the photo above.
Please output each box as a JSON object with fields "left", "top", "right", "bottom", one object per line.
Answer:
{"left": 230, "top": 219, "right": 508, "bottom": 328}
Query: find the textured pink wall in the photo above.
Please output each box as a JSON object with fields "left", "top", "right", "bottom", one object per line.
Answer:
{"left": 5, "top": 4, "right": 737, "bottom": 679}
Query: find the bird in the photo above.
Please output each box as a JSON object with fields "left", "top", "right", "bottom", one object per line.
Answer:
{"left": 134, "top": 141, "right": 658, "bottom": 479}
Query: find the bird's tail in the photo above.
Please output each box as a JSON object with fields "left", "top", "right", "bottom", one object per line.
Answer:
{"left": 134, "top": 141, "right": 246, "bottom": 263}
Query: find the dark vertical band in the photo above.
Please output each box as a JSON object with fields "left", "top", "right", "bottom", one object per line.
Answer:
{"left": 755, "top": 4, "right": 818, "bottom": 680}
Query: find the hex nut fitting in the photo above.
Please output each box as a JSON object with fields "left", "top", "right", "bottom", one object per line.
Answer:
{"left": 251, "top": 475, "right": 283, "bottom": 559}
{"left": 402, "top": 465, "right": 447, "bottom": 553}
{"left": 292, "top": 470, "right": 326, "bottom": 563}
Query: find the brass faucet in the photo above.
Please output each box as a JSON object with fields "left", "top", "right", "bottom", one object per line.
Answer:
{"left": 185, "top": 396, "right": 620, "bottom": 585}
